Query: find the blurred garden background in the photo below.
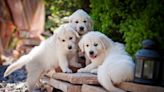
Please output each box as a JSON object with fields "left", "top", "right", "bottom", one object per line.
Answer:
{"left": 0, "top": 0, "right": 164, "bottom": 61}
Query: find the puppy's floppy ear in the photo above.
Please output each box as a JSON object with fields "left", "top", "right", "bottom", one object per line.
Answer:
{"left": 78, "top": 38, "right": 85, "bottom": 52}
{"left": 70, "top": 24, "right": 80, "bottom": 38}
{"left": 52, "top": 27, "right": 60, "bottom": 41}
{"left": 87, "top": 17, "right": 93, "bottom": 31}
{"left": 73, "top": 30, "right": 80, "bottom": 38}
{"left": 56, "top": 25, "right": 65, "bottom": 42}
{"left": 62, "top": 16, "right": 69, "bottom": 23}
{"left": 99, "top": 34, "right": 113, "bottom": 50}
{"left": 68, "top": 16, "right": 73, "bottom": 23}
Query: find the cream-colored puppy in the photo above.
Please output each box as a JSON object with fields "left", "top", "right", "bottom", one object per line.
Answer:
{"left": 4, "top": 23, "right": 79, "bottom": 92}
{"left": 78, "top": 31, "right": 135, "bottom": 92}
{"left": 69, "top": 9, "right": 93, "bottom": 36}
{"left": 69, "top": 9, "right": 93, "bottom": 66}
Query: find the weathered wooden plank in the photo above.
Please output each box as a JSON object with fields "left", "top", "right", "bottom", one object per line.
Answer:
{"left": 82, "top": 82, "right": 164, "bottom": 92}
{"left": 45, "top": 73, "right": 164, "bottom": 92}
{"left": 82, "top": 84, "right": 107, "bottom": 92}
{"left": 52, "top": 73, "right": 99, "bottom": 85}
{"left": 119, "top": 82, "right": 164, "bottom": 92}
{"left": 43, "top": 77, "right": 81, "bottom": 92}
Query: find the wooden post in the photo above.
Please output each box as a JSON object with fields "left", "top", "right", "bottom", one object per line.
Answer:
{"left": 6, "top": 0, "right": 45, "bottom": 55}
{"left": 0, "top": 0, "right": 15, "bottom": 64}
{"left": 0, "top": 0, "right": 15, "bottom": 49}
{"left": 0, "top": 39, "right": 3, "bottom": 64}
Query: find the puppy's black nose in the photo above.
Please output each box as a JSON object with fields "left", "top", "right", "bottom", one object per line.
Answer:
{"left": 68, "top": 46, "right": 72, "bottom": 50}
{"left": 79, "top": 26, "right": 84, "bottom": 31}
{"left": 89, "top": 51, "right": 94, "bottom": 55}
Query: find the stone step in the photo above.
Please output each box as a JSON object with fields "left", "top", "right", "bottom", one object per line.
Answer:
{"left": 52, "top": 73, "right": 99, "bottom": 85}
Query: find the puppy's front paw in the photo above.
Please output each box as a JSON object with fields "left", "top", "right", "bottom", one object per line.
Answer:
{"left": 77, "top": 68, "right": 87, "bottom": 73}
{"left": 63, "top": 68, "right": 72, "bottom": 73}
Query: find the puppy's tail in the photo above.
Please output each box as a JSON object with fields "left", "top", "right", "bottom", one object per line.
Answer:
{"left": 4, "top": 55, "right": 30, "bottom": 77}
{"left": 97, "top": 66, "right": 125, "bottom": 92}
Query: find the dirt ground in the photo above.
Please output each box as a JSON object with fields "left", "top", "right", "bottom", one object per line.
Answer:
{"left": 0, "top": 82, "right": 27, "bottom": 92}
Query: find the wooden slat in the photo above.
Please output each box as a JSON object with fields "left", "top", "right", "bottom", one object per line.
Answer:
{"left": 119, "top": 82, "right": 164, "bottom": 92}
{"left": 43, "top": 77, "right": 81, "bottom": 92}
{"left": 52, "top": 73, "right": 99, "bottom": 85}
{"left": 82, "top": 84, "right": 107, "bottom": 92}
{"left": 44, "top": 73, "right": 164, "bottom": 92}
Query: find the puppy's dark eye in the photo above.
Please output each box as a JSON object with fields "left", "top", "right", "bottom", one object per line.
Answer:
{"left": 86, "top": 44, "right": 89, "bottom": 47}
{"left": 94, "top": 43, "right": 98, "bottom": 47}
{"left": 62, "top": 39, "right": 65, "bottom": 42}
{"left": 83, "top": 20, "right": 87, "bottom": 23}
{"left": 69, "top": 37, "right": 72, "bottom": 40}
{"left": 75, "top": 21, "right": 78, "bottom": 23}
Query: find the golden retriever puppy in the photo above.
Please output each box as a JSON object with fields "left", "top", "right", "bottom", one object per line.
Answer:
{"left": 4, "top": 23, "right": 79, "bottom": 92}
{"left": 78, "top": 31, "right": 135, "bottom": 92}
{"left": 69, "top": 9, "right": 93, "bottom": 66}
{"left": 69, "top": 9, "right": 93, "bottom": 36}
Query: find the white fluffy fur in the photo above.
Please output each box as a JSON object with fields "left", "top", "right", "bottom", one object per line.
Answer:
{"left": 4, "top": 23, "right": 79, "bottom": 92}
{"left": 78, "top": 31, "right": 135, "bottom": 92}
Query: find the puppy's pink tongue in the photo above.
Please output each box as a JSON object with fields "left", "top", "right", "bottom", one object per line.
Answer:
{"left": 90, "top": 55, "right": 97, "bottom": 59}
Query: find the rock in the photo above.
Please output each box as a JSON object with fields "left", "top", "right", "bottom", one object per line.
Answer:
{"left": 0, "top": 65, "right": 8, "bottom": 82}
{"left": 0, "top": 65, "right": 27, "bottom": 83}
{"left": 5, "top": 66, "right": 27, "bottom": 83}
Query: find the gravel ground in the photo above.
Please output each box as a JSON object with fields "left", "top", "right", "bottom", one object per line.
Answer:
{"left": 0, "top": 54, "right": 50, "bottom": 92}
{"left": 0, "top": 82, "right": 28, "bottom": 92}
{"left": 0, "top": 65, "right": 28, "bottom": 92}
{"left": 0, "top": 64, "right": 53, "bottom": 92}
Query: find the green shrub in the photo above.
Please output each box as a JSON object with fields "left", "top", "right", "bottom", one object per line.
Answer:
{"left": 44, "top": 0, "right": 82, "bottom": 32}
{"left": 90, "top": 0, "right": 164, "bottom": 56}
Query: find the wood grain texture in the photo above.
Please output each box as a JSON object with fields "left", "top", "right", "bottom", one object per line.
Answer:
{"left": 43, "top": 77, "right": 81, "bottom": 92}
{"left": 82, "top": 84, "right": 107, "bottom": 92}
{"left": 52, "top": 73, "right": 99, "bottom": 85}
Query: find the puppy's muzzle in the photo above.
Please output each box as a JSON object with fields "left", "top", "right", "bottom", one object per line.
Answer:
{"left": 89, "top": 50, "right": 97, "bottom": 59}
{"left": 89, "top": 51, "right": 94, "bottom": 55}
{"left": 68, "top": 46, "right": 72, "bottom": 50}
{"left": 79, "top": 26, "right": 84, "bottom": 31}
